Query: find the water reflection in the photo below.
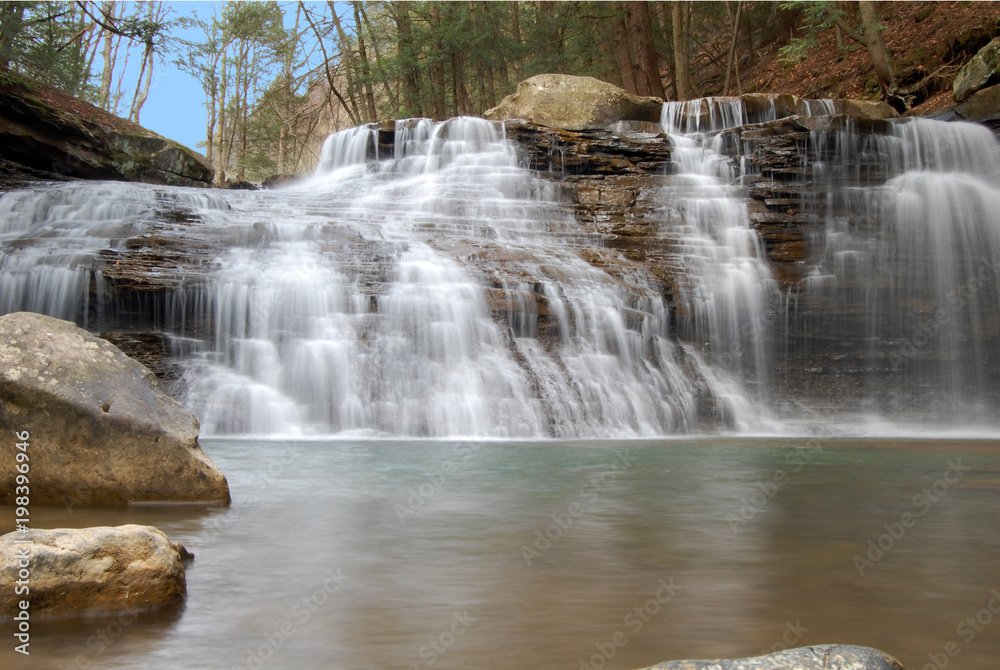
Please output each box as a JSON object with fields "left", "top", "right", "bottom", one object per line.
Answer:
{"left": 2, "top": 438, "right": 999, "bottom": 669}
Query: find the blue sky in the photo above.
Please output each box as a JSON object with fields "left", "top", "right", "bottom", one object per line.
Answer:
{"left": 140, "top": 1, "right": 215, "bottom": 153}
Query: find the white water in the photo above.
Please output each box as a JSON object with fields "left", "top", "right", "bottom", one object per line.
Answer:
{"left": 2, "top": 104, "right": 1000, "bottom": 436}
{"left": 660, "top": 99, "right": 778, "bottom": 418}
{"left": 793, "top": 116, "right": 1000, "bottom": 415}
{"left": 178, "top": 117, "right": 716, "bottom": 437}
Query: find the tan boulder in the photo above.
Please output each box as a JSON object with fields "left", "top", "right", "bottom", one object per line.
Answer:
{"left": 484, "top": 74, "right": 663, "bottom": 130}
{"left": 0, "top": 311, "right": 229, "bottom": 505}
{"left": 0, "top": 525, "right": 189, "bottom": 616}
{"left": 832, "top": 99, "right": 900, "bottom": 120}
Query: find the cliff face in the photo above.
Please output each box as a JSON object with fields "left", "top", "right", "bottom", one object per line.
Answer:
{"left": 0, "top": 77, "right": 212, "bottom": 188}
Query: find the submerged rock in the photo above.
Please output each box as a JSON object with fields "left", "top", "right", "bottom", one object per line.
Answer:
{"left": 0, "top": 311, "right": 230, "bottom": 505}
{"left": 954, "top": 36, "right": 1000, "bottom": 103}
{"left": 484, "top": 73, "right": 664, "bottom": 130}
{"left": 0, "top": 525, "right": 189, "bottom": 616}
{"left": 636, "top": 645, "right": 905, "bottom": 670}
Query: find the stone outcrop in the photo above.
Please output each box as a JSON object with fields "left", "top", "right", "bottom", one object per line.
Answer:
{"left": 0, "top": 311, "right": 230, "bottom": 506}
{"left": 954, "top": 36, "right": 1000, "bottom": 103}
{"left": 484, "top": 74, "right": 664, "bottom": 130}
{"left": 635, "top": 645, "right": 905, "bottom": 670}
{"left": 955, "top": 82, "right": 1000, "bottom": 125}
{"left": 0, "top": 76, "right": 212, "bottom": 187}
{"left": 0, "top": 525, "right": 189, "bottom": 616}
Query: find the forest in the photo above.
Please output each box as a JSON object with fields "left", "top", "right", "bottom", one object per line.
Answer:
{"left": 1, "top": 1, "right": 997, "bottom": 183}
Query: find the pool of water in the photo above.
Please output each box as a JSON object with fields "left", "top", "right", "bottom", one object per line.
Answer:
{"left": 3, "top": 437, "right": 999, "bottom": 669}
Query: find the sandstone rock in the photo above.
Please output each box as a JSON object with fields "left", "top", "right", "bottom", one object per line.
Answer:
{"left": 0, "top": 525, "right": 188, "bottom": 616}
{"left": 0, "top": 77, "right": 212, "bottom": 187}
{"left": 635, "top": 645, "right": 905, "bottom": 670}
{"left": 484, "top": 74, "right": 663, "bottom": 130}
{"left": 956, "top": 81, "right": 1000, "bottom": 122}
{"left": 954, "top": 36, "right": 1000, "bottom": 103}
{"left": 831, "top": 99, "right": 900, "bottom": 120}
{"left": 0, "top": 312, "right": 230, "bottom": 505}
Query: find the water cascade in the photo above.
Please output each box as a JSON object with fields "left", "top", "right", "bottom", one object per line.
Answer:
{"left": 659, "top": 98, "right": 780, "bottom": 419}
{"left": 2, "top": 102, "right": 1000, "bottom": 435}
{"left": 788, "top": 117, "right": 1000, "bottom": 417}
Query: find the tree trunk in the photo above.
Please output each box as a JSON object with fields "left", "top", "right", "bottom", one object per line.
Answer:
{"left": 723, "top": 0, "right": 742, "bottom": 95}
{"left": 328, "top": 2, "right": 363, "bottom": 123}
{"left": 429, "top": 3, "right": 446, "bottom": 119}
{"left": 352, "top": 1, "right": 377, "bottom": 122}
{"left": 216, "top": 47, "right": 229, "bottom": 185}
{"left": 858, "top": 0, "right": 896, "bottom": 95}
{"left": 128, "top": 40, "right": 154, "bottom": 123}
{"left": 613, "top": 5, "right": 638, "bottom": 94}
{"left": 625, "top": 1, "right": 665, "bottom": 98}
{"left": 301, "top": 1, "right": 358, "bottom": 126}
{"left": 510, "top": 1, "right": 523, "bottom": 80}
{"left": 671, "top": 1, "right": 691, "bottom": 101}
{"left": 99, "top": 1, "right": 115, "bottom": 109}
{"left": 391, "top": 2, "right": 421, "bottom": 116}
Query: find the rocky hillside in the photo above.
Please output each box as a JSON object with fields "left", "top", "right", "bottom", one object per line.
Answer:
{"left": 726, "top": 1, "right": 1000, "bottom": 114}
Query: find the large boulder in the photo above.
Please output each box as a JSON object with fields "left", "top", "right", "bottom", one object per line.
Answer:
{"left": 956, "top": 82, "right": 1000, "bottom": 123}
{"left": 484, "top": 74, "right": 663, "bottom": 130}
{"left": 0, "top": 525, "right": 189, "bottom": 616}
{"left": 0, "top": 76, "right": 212, "bottom": 187}
{"left": 635, "top": 645, "right": 905, "bottom": 670}
{"left": 954, "top": 36, "right": 1000, "bottom": 104}
{"left": 831, "top": 99, "right": 900, "bottom": 120}
{"left": 0, "top": 312, "right": 229, "bottom": 505}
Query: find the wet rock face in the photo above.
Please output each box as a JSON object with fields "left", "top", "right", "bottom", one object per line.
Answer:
{"left": 0, "top": 311, "right": 230, "bottom": 505}
{"left": 0, "top": 525, "right": 189, "bottom": 616}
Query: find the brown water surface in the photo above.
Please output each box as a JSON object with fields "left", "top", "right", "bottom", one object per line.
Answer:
{"left": 2, "top": 437, "right": 999, "bottom": 669}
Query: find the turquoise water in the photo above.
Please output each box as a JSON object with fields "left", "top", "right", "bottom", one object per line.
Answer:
{"left": 3, "top": 438, "right": 999, "bottom": 669}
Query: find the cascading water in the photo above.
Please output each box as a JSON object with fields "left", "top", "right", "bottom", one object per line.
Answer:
{"left": 789, "top": 116, "right": 1000, "bottom": 418}
{"left": 153, "top": 116, "right": 715, "bottom": 437}
{"left": 659, "top": 98, "right": 778, "bottom": 423}
{"left": 3, "top": 100, "right": 1000, "bottom": 435}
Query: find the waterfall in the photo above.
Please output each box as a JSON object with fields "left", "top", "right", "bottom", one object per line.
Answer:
{"left": 177, "top": 117, "right": 715, "bottom": 437}
{"left": 793, "top": 117, "right": 1000, "bottom": 417}
{"left": 3, "top": 103, "right": 999, "bottom": 436}
{"left": 659, "top": 98, "right": 777, "bottom": 425}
